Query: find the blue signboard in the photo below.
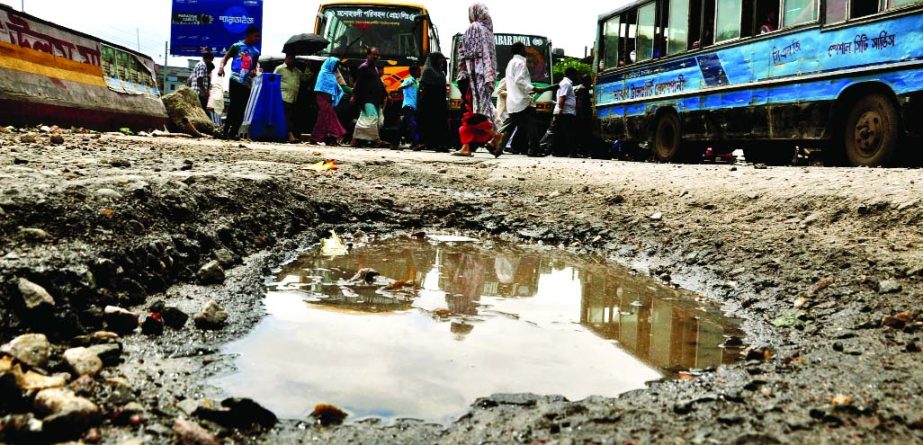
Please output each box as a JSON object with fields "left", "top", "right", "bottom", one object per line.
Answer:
{"left": 170, "top": 0, "right": 263, "bottom": 56}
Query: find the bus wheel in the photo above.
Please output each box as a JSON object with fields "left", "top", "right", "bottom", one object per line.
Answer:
{"left": 653, "top": 113, "right": 683, "bottom": 162}
{"left": 843, "top": 93, "right": 899, "bottom": 167}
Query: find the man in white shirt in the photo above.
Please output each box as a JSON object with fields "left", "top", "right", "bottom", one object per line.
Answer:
{"left": 542, "top": 67, "right": 579, "bottom": 156}
{"left": 501, "top": 42, "right": 542, "bottom": 156}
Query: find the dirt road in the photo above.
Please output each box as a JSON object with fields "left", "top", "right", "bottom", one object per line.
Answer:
{"left": 0, "top": 130, "right": 920, "bottom": 444}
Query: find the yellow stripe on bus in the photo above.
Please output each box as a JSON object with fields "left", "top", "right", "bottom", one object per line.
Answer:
{"left": 0, "top": 41, "right": 106, "bottom": 87}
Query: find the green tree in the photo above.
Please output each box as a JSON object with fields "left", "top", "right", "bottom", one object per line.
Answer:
{"left": 553, "top": 58, "right": 593, "bottom": 80}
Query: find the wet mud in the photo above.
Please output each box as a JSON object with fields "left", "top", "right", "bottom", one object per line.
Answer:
{"left": 0, "top": 130, "right": 920, "bottom": 444}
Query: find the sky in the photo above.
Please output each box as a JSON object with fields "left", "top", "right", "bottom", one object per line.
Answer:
{"left": 1, "top": 0, "right": 630, "bottom": 66}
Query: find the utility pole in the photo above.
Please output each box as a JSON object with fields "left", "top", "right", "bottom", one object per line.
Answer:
{"left": 136, "top": 29, "right": 141, "bottom": 52}
{"left": 162, "top": 41, "right": 168, "bottom": 94}
{"left": 20, "top": 0, "right": 24, "bottom": 12}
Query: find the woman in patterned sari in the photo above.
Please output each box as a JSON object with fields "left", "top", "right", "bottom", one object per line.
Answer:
{"left": 453, "top": 3, "right": 504, "bottom": 157}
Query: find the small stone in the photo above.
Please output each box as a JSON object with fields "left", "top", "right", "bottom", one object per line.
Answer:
{"left": 19, "top": 227, "right": 49, "bottom": 242}
{"left": 17, "top": 277, "right": 56, "bottom": 311}
{"left": 63, "top": 347, "right": 103, "bottom": 376}
{"left": 141, "top": 313, "right": 165, "bottom": 336}
{"left": 753, "top": 163, "right": 768, "bottom": 169}
{"left": 649, "top": 212, "right": 663, "bottom": 221}
{"left": 801, "top": 212, "right": 821, "bottom": 226}
{"left": 95, "top": 188, "right": 121, "bottom": 199}
{"left": 50, "top": 135, "right": 65, "bottom": 145}
{"left": 830, "top": 394, "right": 853, "bottom": 407}
{"left": 877, "top": 280, "right": 902, "bottom": 294}
{"left": 162, "top": 307, "right": 189, "bottom": 329}
{"left": 214, "top": 249, "right": 235, "bottom": 267}
{"left": 86, "top": 343, "right": 122, "bottom": 367}
{"left": 310, "top": 403, "right": 348, "bottom": 426}
{"left": 103, "top": 306, "right": 140, "bottom": 335}
{"left": 33, "top": 388, "right": 102, "bottom": 439}
{"left": 194, "top": 301, "right": 228, "bottom": 330}
{"left": 21, "top": 371, "right": 68, "bottom": 391}
{"left": 19, "top": 134, "right": 37, "bottom": 143}
{"left": 198, "top": 261, "right": 226, "bottom": 285}
{"left": 173, "top": 418, "right": 219, "bottom": 445}
{"left": 1, "top": 334, "right": 51, "bottom": 368}
{"left": 194, "top": 398, "right": 277, "bottom": 430}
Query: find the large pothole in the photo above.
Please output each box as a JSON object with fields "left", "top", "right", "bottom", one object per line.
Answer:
{"left": 210, "top": 234, "right": 744, "bottom": 424}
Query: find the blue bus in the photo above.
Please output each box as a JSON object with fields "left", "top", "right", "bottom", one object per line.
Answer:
{"left": 592, "top": 0, "right": 923, "bottom": 166}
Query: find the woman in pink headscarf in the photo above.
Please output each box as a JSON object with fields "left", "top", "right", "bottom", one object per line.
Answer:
{"left": 453, "top": 3, "right": 504, "bottom": 157}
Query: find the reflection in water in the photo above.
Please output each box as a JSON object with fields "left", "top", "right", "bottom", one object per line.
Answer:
{"left": 213, "top": 237, "right": 742, "bottom": 423}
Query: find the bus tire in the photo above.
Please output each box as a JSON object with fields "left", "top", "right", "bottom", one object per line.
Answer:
{"left": 843, "top": 93, "right": 899, "bottom": 167}
{"left": 653, "top": 112, "right": 683, "bottom": 162}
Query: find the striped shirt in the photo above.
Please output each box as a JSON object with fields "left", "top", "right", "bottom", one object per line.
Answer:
{"left": 188, "top": 61, "right": 210, "bottom": 95}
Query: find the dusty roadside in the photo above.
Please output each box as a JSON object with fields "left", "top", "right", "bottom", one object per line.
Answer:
{"left": 0, "top": 130, "right": 920, "bottom": 444}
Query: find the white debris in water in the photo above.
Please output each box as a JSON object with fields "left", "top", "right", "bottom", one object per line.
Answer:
{"left": 320, "top": 231, "right": 349, "bottom": 257}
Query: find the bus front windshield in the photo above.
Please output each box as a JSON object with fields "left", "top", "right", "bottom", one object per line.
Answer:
{"left": 495, "top": 34, "right": 551, "bottom": 84}
{"left": 320, "top": 6, "right": 424, "bottom": 59}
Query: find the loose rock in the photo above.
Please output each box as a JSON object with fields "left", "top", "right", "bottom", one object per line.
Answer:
{"left": 311, "top": 403, "right": 348, "bottom": 426}
{"left": 198, "top": 260, "right": 226, "bottom": 285}
{"left": 0, "top": 333, "right": 51, "bottom": 368}
{"left": 103, "top": 306, "right": 140, "bottom": 335}
{"left": 86, "top": 343, "right": 122, "bottom": 367}
{"left": 19, "top": 227, "right": 49, "bottom": 242}
{"left": 877, "top": 279, "right": 902, "bottom": 294}
{"left": 63, "top": 347, "right": 103, "bottom": 376}
{"left": 194, "top": 301, "right": 228, "bottom": 330}
{"left": 141, "top": 313, "right": 165, "bottom": 336}
{"left": 33, "top": 388, "right": 102, "bottom": 440}
{"left": 17, "top": 277, "right": 56, "bottom": 312}
{"left": 162, "top": 306, "right": 190, "bottom": 329}
{"left": 173, "top": 418, "right": 219, "bottom": 445}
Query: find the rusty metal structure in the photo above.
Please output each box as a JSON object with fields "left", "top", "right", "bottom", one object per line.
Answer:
{"left": 0, "top": 4, "right": 167, "bottom": 130}
{"left": 593, "top": 0, "right": 923, "bottom": 166}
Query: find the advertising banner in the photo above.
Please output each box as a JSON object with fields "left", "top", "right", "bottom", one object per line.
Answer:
{"left": 171, "top": 0, "right": 263, "bottom": 56}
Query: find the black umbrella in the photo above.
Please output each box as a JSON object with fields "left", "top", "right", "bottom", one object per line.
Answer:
{"left": 282, "top": 34, "right": 329, "bottom": 56}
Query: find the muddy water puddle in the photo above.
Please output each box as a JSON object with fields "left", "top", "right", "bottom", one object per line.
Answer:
{"left": 212, "top": 236, "right": 743, "bottom": 423}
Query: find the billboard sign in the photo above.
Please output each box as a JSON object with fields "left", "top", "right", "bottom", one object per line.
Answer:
{"left": 170, "top": 0, "right": 263, "bottom": 56}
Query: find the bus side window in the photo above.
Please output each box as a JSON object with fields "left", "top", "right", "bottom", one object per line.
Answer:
{"left": 742, "top": 0, "right": 780, "bottom": 36}
{"left": 655, "top": 0, "right": 669, "bottom": 58}
{"left": 781, "top": 0, "right": 818, "bottom": 27}
{"left": 826, "top": 0, "right": 847, "bottom": 23}
{"left": 602, "top": 15, "right": 621, "bottom": 69}
{"left": 636, "top": 2, "right": 656, "bottom": 62}
{"left": 666, "top": 0, "right": 690, "bottom": 55}
{"left": 851, "top": 0, "right": 880, "bottom": 17}
{"left": 889, "top": 0, "right": 921, "bottom": 9}
{"left": 622, "top": 9, "right": 638, "bottom": 65}
{"left": 715, "top": 0, "right": 743, "bottom": 42}
{"left": 689, "top": 0, "right": 715, "bottom": 49}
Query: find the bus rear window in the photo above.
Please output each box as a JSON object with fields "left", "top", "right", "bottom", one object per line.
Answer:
{"left": 782, "top": 0, "right": 818, "bottom": 27}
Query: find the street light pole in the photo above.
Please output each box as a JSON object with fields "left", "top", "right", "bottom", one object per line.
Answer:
{"left": 21, "top": 0, "right": 24, "bottom": 12}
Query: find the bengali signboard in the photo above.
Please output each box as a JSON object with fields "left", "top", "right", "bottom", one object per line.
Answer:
{"left": 170, "top": 0, "right": 263, "bottom": 56}
{"left": 0, "top": 8, "right": 102, "bottom": 66}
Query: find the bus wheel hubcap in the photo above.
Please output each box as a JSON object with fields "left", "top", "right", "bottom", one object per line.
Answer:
{"left": 854, "top": 111, "right": 882, "bottom": 154}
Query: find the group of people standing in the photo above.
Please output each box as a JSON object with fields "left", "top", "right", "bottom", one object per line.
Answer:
{"left": 187, "top": 3, "right": 593, "bottom": 157}
{"left": 453, "top": 3, "right": 588, "bottom": 158}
